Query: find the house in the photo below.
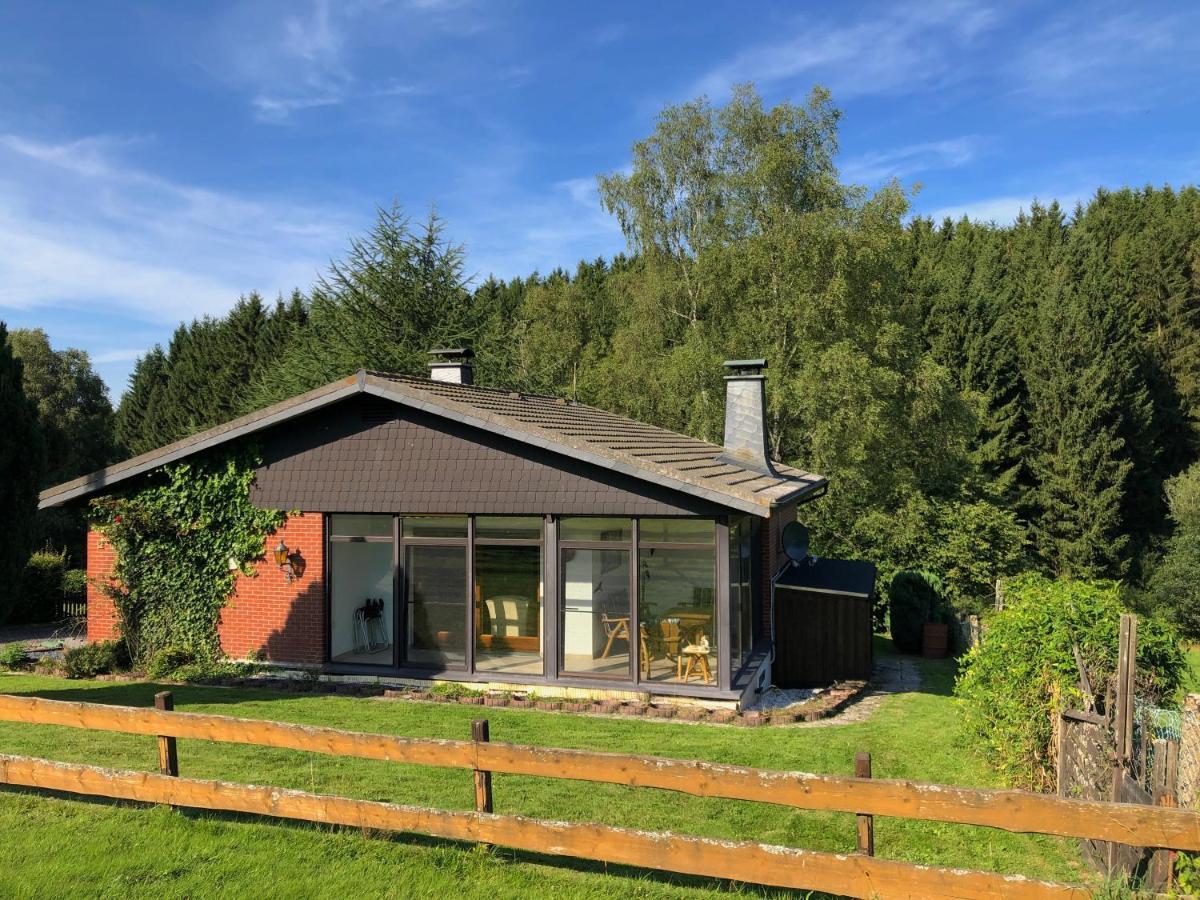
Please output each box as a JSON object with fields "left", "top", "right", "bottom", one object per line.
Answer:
{"left": 39, "top": 351, "right": 828, "bottom": 705}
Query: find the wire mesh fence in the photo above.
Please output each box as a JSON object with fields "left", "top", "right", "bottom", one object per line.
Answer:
{"left": 1132, "top": 699, "right": 1183, "bottom": 792}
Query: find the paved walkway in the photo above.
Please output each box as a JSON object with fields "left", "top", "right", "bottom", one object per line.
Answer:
{"left": 793, "top": 656, "right": 923, "bottom": 728}
{"left": 0, "top": 621, "right": 85, "bottom": 649}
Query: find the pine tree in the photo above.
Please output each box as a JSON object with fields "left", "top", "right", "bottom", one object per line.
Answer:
{"left": 0, "top": 322, "right": 45, "bottom": 622}
{"left": 115, "top": 346, "right": 170, "bottom": 456}
{"left": 1024, "top": 225, "right": 1155, "bottom": 578}
{"left": 251, "top": 205, "right": 472, "bottom": 406}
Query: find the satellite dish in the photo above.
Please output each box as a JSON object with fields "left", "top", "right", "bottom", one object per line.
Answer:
{"left": 781, "top": 521, "right": 810, "bottom": 563}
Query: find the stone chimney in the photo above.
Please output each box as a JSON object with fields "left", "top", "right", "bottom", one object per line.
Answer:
{"left": 717, "top": 359, "right": 775, "bottom": 476}
{"left": 428, "top": 347, "right": 474, "bottom": 385}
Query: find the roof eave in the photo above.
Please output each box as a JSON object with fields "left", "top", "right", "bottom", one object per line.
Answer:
{"left": 37, "top": 378, "right": 362, "bottom": 509}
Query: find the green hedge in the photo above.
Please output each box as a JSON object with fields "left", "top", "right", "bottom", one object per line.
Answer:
{"left": 955, "top": 574, "right": 1183, "bottom": 790}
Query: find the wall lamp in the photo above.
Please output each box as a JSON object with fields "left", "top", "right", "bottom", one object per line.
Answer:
{"left": 273, "top": 539, "right": 299, "bottom": 582}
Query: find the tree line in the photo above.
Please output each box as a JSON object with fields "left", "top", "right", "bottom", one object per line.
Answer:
{"left": 4, "top": 83, "right": 1199, "bottom": 631}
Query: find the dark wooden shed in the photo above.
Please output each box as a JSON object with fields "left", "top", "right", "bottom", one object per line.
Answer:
{"left": 773, "top": 558, "right": 875, "bottom": 688}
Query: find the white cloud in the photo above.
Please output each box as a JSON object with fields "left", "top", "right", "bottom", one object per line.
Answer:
{"left": 0, "top": 132, "right": 356, "bottom": 322}
{"left": 841, "top": 137, "right": 982, "bottom": 184}
{"left": 690, "top": 1, "right": 999, "bottom": 101}
{"left": 205, "top": 0, "right": 489, "bottom": 123}
{"left": 1007, "top": 8, "right": 1199, "bottom": 111}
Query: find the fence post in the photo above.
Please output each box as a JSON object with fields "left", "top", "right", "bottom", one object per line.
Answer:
{"left": 154, "top": 691, "right": 178, "bottom": 777}
{"left": 855, "top": 752, "right": 874, "bottom": 856}
{"left": 1151, "top": 739, "right": 1180, "bottom": 890}
{"left": 472, "top": 719, "right": 493, "bottom": 814}
{"left": 1115, "top": 614, "right": 1137, "bottom": 765}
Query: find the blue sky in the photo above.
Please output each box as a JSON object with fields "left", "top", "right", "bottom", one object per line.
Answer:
{"left": 1, "top": 1, "right": 1197, "bottom": 398}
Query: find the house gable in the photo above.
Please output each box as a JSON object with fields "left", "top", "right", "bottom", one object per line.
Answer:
{"left": 251, "top": 395, "right": 729, "bottom": 517}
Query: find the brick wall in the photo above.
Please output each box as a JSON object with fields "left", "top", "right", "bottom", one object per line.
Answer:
{"left": 85, "top": 529, "right": 120, "bottom": 641}
{"left": 85, "top": 512, "right": 326, "bottom": 665}
{"left": 219, "top": 512, "right": 325, "bottom": 664}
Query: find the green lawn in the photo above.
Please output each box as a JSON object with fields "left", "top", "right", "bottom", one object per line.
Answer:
{"left": 0, "top": 645, "right": 1083, "bottom": 898}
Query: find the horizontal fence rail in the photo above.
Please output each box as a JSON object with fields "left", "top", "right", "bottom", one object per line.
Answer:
{"left": 1, "top": 693, "right": 1198, "bottom": 852}
{"left": 0, "top": 753, "right": 1086, "bottom": 900}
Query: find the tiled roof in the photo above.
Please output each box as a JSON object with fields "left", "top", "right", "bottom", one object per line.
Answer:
{"left": 39, "top": 370, "right": 826, "bottom": 515}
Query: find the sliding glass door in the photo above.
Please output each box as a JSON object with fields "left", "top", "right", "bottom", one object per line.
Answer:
{"left": 328, "top": 515, "right": 395, "bottom": 666}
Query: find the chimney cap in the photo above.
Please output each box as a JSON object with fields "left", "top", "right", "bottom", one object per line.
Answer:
{"left": 723, "top": 358, "right": 767, "bottom": 376}
{"left": 429, "top": 347, "right": 474, "bottom": 359}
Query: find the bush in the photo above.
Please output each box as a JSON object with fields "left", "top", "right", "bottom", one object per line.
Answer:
{"left": 62, "top": 568, "right": 88, "bottom": 603}
{"left": 17, "top": 549, "right": 67, "bottom": 625}
{"left": 61, "top": 640, "right": 131, "bottom": 679}
{"left": 146, "top": 646, "right": 197, "bottom": 680}
{"left": 888, "top": 570, "right": 946, "bottom": 653}
{"left": 955, "top": 574, "right": 1184, "bottom": 790}
{"left": 0, "top": 642, "right": 31, "bottom": 670}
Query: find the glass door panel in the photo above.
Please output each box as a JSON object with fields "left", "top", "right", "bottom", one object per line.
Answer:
{"left": 474, "top": 545, "right": 543, "bottom": 675}
{"left": 405, "top": 544, "right": 467, "bottom": 668}
{"left": 329, "top": 541, "right": 394, "bottom": 666}
{"left": 561, "top": 548, "right": 630, "bottom": 678}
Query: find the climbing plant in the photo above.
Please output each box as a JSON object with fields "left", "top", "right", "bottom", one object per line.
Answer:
{"left": 89, "top": 450, "right": 284, "bottom": 664}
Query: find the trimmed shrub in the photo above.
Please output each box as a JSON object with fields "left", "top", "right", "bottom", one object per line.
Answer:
{"left": 61, "top": 640, "right": 131, "bottom": 679}
{"left": 62, "top": 569, "right": 88, "bottom": 604}
{"left": 0, "top": 642, "right": 31, "bottom": 670}
{"left": 146, "top": 646, "right": 197, "bottom": 680}
{"left": 888, "top": 570, "right": 945, "bottom": 653}
{"left": 955, "top": 574, "right": 1183, "bottom": 790}
{"left": 17, "top": 549, "right": 66, "bottom": 625}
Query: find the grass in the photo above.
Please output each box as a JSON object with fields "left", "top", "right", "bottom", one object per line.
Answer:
{"left": 0, "top": 641, "right": 1083, "bottom": 898}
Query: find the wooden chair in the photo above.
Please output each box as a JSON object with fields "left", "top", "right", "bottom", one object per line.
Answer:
{"left": 680, "top": 631, "right": 713, "bottom": 684}
{"left": 599, "top": 614, "right": 630, "bottom": 659}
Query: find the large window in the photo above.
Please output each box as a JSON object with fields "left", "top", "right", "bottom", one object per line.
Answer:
{"left": 401, "top": 516, "right": 468, "bottom": 669}
{"left": 329, "top": 515, "right": 394, "bottom": 666}
{"left": 405, "top": 544, "right": 467, "bottom": 667}
{"left": 474, "top": 517, "right": 543, "bottom": 675}
{"left": 561, "top": 518, "right": 632, "bottom": 678}
{"left": 324, "top": 512, "right": 728, "bottom": 689}
{"left": 729, "top": 515, "right": 753, "bottom": 668}
{"left": 637, "top": 519, "right": 716, "bottom": 685}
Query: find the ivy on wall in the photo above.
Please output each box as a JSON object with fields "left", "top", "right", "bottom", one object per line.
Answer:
{"left": 90, "top": 450, "right": 284, "bottom": 664}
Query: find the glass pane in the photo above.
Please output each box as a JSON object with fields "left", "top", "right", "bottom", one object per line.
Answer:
{"left": 475, "top": 545, "right": 542, "bottom": 675}
{"left": 638, "top": 546, "right": 716, "bottom": 685}
{"left": 639, "top": 518, "right": 715, "bottom": 544}
{"left": 559, "top": 517, "right": 632, "bottom": 542}
{"left": 403, "top": 515, "right": 468, "bottom": 539}
{"left": 329, "top": 541, "right": 393, "bottom": 665}
{"left": 406, "top": 544, "right": 467, "bottom": 668}
{"left": 330, "top": 514, "right": 392, "bottom": 538}
{"left": 475, "top": 516, "right": 543, "bottom": 541}
{"left": 562, "top": 548, "right": 630, "bottom": 677}
{"left": 729, "top": 516, "right": 754, "bottom": 668}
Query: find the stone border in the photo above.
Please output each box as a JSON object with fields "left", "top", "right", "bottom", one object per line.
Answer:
{"left": 6, "top": 667, "right": 870, "bottom": 727}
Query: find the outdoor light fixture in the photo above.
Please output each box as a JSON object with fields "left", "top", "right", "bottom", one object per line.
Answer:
{"left": 274, "top": 540, "right": 297, "bottom": 582}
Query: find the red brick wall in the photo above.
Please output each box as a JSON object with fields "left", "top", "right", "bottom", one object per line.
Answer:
{"left": 85, "top": 530, "right": 120, "bottom": 641}
{"left": 219, "top": 513, "right": 325, "bottom": 664}
{"left": 85, "top": 513, "right": 326, "bottom": 665}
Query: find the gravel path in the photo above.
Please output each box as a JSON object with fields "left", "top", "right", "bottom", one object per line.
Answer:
{"left": 747, "top": 655, "right": 923, "bottom": 726}
{"left": 796, "top": 656, "right": 922, "bottom": 727}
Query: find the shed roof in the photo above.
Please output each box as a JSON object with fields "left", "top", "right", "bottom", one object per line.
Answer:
{"left": 775, "top": 557, "right": 877, "bottom": 598}
{"left": 39, "top": 370, "right": 826, "bottom": 516}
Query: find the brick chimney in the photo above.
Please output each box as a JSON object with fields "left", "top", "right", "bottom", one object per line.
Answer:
{"left": 717, "top": 359, "right": 775, "bottom": 476}
{"left": 428, "top": 348, "right": 474, "bottom": 385}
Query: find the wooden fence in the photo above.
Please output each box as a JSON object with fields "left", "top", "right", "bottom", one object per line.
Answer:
{"left": 774, "top": 587, "right": 872, "bottom": 687}
{"left": 1, "top": 693, "right": 1199, "bottom": 898}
